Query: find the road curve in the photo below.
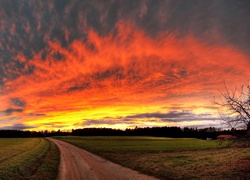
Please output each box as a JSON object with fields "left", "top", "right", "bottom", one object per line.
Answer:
{"left": 47, "top": 138, "right": 158, "bottom": 180}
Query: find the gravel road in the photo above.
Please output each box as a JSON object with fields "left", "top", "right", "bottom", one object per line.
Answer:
{"left": 48, "top": 138, "right": 158, "bottom": 180}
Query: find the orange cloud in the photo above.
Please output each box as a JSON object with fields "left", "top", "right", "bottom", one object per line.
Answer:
{"left": 1, "top": 21, "right": 250, "bottom": 130}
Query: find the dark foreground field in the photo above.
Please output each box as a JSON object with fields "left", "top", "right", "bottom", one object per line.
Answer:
{"left": 0, "top": 138, "right": 60, "bottom": 179}
{"left": 56, "top": 136, "right": 250, "bottom": 179}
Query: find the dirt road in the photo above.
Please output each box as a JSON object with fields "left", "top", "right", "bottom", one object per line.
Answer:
{"left": 48, "top": 138, "right": 158, "bottom": 180}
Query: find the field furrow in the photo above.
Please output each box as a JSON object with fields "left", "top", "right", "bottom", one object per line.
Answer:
{"left": 0, "top": 138, "right": 60, "bottom": 180}
{"left": 0, "top": 138, "right": 42, "bottom": 163}
{"left": 23, "top": 139, "right": 52, "bottom": 177}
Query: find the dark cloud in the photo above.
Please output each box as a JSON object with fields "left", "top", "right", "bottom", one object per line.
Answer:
{"left": 123, "top": 111, "right": 220, "bottom": 122}
{"left": 42, "top": 122, "right": 65, "bottom": 127}
{"left": 0, "top": 78, "right": 5, "bottom": 86}
{"left": 82, "top": 115, "right": 135, "bottom": 126}
{"left": 1, "top": 108, "right": 23, "bottom": 115}
{"left": 93, "top": 67, "right": 124, "bottom": 81}
{"left": 11, "top": 98, "right": 26, "bottom": 107}
{"left": 82, "top": 110, "right": 220, "bottom": 126}
{"left": 0, "top": 123, "right": 36, "bottom": 130}
{"left": 162, "top": 105, "right": 218, "bottom": 111}
{"left": 91, "top": 98, "right": 120, "bottom": 104}
{"left": 67, "top": 82, "right": 90, "bottom": 92}
{"left": 0, "top": 0, "right": 249, "bottom": 83}
{"left": 0, "top": 117, "right": 20, "bottom": 122}
{"left": 82, "top": 119, "right": 122, "bottom": 126}
{"left": 125, "top": 111, "right": 190, "bottom": 119}
{"left": 28, "top": 113, "right": 46, "bottom": 117}
{"left": 135, "top": 110, "right": 220, "bottom": 122}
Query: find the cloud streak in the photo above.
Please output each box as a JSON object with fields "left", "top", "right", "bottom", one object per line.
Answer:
{"left": 1, "top": 108, "right": 23, "bottom": 116}
{"left": 81, "top": 110, "right": 220, "bottom": 128}
{"left": 1, "top": 123, "right": 37, "bottom": 130}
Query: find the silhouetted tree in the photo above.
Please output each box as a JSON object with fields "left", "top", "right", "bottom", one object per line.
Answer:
{"left": 215, "top": 82, "right": 250, "bottom": 146}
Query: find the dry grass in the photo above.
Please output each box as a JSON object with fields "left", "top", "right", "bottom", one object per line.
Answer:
{"left": 105, "top": 148, "right": 250, "bottom": 179}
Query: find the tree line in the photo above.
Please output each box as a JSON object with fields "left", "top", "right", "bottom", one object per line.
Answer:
{"left": 0, "top": 126, "right": 247, "bottom": 139}
{"left": 71, "top": 126, "right": 247, "bottom": 139}
{"left": 0, "top": 130, "right": 44, "bottom": 137}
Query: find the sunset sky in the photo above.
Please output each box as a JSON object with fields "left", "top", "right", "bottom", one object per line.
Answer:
{"left": 0, "top": 0, "right": 250, "bottom": 131}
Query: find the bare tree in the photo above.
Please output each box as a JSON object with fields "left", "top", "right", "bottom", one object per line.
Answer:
{"left": 215, "top": 82, "right": 250, "bottom": 146}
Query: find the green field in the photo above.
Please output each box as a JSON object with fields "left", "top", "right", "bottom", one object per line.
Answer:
{"left": 56, "top": 136, "right": 250, "bottom": 179}
{"left": 0, "top": 138, "right": 60, "bottom": 180}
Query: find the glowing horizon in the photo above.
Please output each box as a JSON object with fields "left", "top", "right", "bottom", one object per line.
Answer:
{"left": 0, "top": 1, "right": 250, "bottom": 131}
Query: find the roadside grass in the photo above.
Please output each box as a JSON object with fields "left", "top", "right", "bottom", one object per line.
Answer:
{"left": 0, "top": 138, "right": 60, "bottom": 180}
{"left": 55, "top": 136, "right": 220, "bottom": 153}
{"left": 56, "top": 136, "right": 250, "bottom": 179}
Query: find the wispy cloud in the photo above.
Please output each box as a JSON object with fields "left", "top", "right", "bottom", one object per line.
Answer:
{"left": 124, "top": 111, "right": 219, "bottom": 122}
{"left": 0, "top": 123, "right": 37, "bottom": 130}
{"left": 28, "top": 113, "right": 46, "bottom": 117}
{"left": 1, "top": 108, "right": 23, "bottom": 115}
{"left": 81, "top": 110, "right": 220, "bottom": 128}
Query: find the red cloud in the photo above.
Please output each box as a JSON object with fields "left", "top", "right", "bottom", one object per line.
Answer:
{"left": 1, "top": 21, "right": 250, "bottom": 130}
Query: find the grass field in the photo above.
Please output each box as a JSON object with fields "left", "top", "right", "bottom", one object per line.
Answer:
{"left": 0, "top": 138, "right": 60, "bottom": 180}
{"left": 56, "top": 136, "right": 250, "bottom": 179}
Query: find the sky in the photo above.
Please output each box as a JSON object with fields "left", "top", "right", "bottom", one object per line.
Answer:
{"left": 0, "top": 0, "right": 250, "bottom": 131}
